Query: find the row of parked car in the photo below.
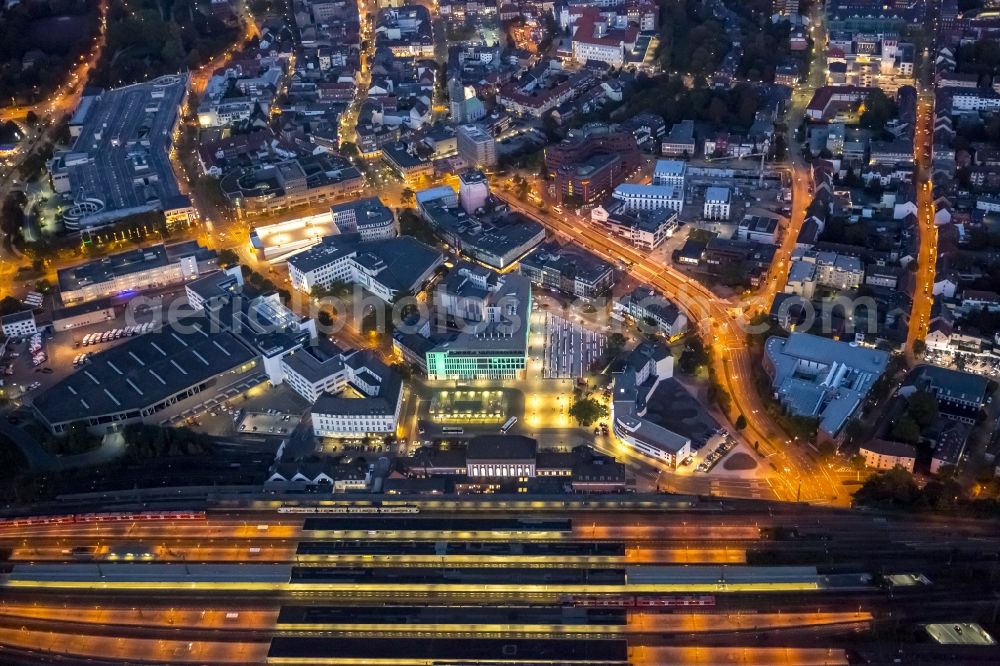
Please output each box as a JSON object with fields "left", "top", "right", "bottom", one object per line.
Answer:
{"left": 28, "top": 333, "right": 46, "bottom": 367}
{"left": 80, "top": 323, "right": 156, "bottom": 347}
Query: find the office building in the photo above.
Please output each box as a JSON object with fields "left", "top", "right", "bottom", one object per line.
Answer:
{"left": 287, "top": 234, "right": 443, "bottom": 303}
{"left": 859, "top": 440, "right": 916, "bottom": 471}
{"left": 652, "top": 160, "right": 686, "bottom": 187}
{"left": 519, "top": 241, "right": 615, "bottom": 298}
{"left": 57, "top": 241, "right": 217, "bottom": 306}
{"left": 592, "top": 199, "right": 678, "bottom": 250}
{"left": 302, "top": 347, "right": 404, "bottom": 438}
{"left": 545, "top": 125, "right": 640, "bottom": 205}
{"left": 330, "top": 197, "right": 396, "bottom": 241}
{"left": 661, "top": 120, "right": 695, "bottom": 157}
{"left": 425, "top": 274, "right": 532, "bottom": 381}
{"left": 612, "top": 184, "right": 684, "bottom": 213}
{"left": 219, "top": 154, "right": 365, "bottom": 216}
{"left": 736, "top": 214, "right": 780, "bottom": 244}
{"left": 703, "top": 186, "right": 731, "bottom": 220}
{"left": 613, "top": 287, "right": 688, "bottom": 340}
{"left": 612, "top": 343, "right": 690, "bottom": 468}
{"left": 764, "top": 332, "right": 889, "bottom": 438}
{"left": 456, "top": 124, "right": 497, "bottom": 168}
{"left": 416, "top": 186, "right": 546, "bottom": 270}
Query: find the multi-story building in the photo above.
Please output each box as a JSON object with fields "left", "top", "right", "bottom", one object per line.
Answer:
{"left": 591, "top": 200, "right": 677, "bottom": 250}
{"left": 951, "top": 89, "right": 1000, "bottom": 113}
{"left": 805, "top": 85, "right": 875, "bottom": 121}
{"left": 416, "top": 184, "right": 546, "bottom": 270}
{"left": 612, "top": 342, "right": 690, "bottom": 468}
{"left": 773, "top": 0, "right": 799, "bottom": 15}
{"left": 425, "top": 274, "right": 532, "bottom": 381}
{"left": 736, "top": 214, "right": 779, "bottom": 244}
{"left": 466, "top": 435, "right": 537, "bottom": 477}
{"left": 569, "top": 8, "right": 639, "bottom": 67}
{"left": 219, "top": 155, "right": 365, "bottom": 217}
{"left": 546, "top": 125, "right": 640, "bottom": 204}
{"left": 652, "top": 160, "right": 686, "bottom": 187}
{"left": 611, "top": 184, "right": 684, "bottom": 213}
{"left": 764, "top": 332, "right": 889, "bottom": 439}
{"left": 703, "top": 186, "right": 731, "bottom": 220}
{"left": 660, "top": 120, "right": 695, "bottom": 157}
{"left": 375, "top": 5, "right": 435, "bottom": 57}
{"left": 613, "top": 287, "right": 688, "bottom": 339}
{"left": 382, "top": 142, "right": 435, "bottom": 182}
{"left": 859, "top": 440, "right": 916, "bottom": 471}
{"left": 0, "top": 310, "right": 37, "bottom": 337}
{"left": 53, "top": 76, "right": 196, "bottom": 231}
{"left": 869, "top": 139, "right": 915, "bottom": 165}
{"left": 330, "top": 197, "right": 396, "bottom": 241}
{"left": 458, "top": 170, "right": 490, "bottom": 214}
{"left": 519, "top": 241, "right": 616, "bottom": 298}
{"left": 815, "top": 251, "right": 864, "bottom": 290}
{"left": 913, "top": 365, "right": 990, "bottom": 424}
{"left": 309, "top": 350, "right": 404, "bottom": 438}
{"left": 557, "top": 154, "right": 626, "bottom": 205}
{"left": 287, "top": 234, "right": 443, "bottom": 303}
{"left": 57, "top": 241, "right": 217, "bottom": 306}
{"left": 456, "top": 124, "right": 497, "bottom": 168}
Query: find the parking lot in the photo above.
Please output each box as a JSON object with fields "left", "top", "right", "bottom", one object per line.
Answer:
{"left": 541, "top": 312, "right": 606, "bottom": 379}
{"left": 2, "top": 295, "right": 183, "bottom": 405}
{"left": 237, "top": 410, "right": 297, "bottom": 436}
{"left": 924, "top": 350, "right": 1000, "bottom": 377}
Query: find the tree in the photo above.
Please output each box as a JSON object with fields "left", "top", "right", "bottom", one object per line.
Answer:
{"left": 340, "top": 142, "right": 359, "bottom": 158}
{"left": 817, "top": 440, "right": 837, "bottom": 460}
{"left": 890, "top": 414, "right": 921, "bottom": 444}
{"left": 859, "top": 89, "right": 896, "bottom": 133}
{"left": 217, "top": 248, "right": 239, "bottom": 268}
{"left": 849, "top": 453, "right": 867, "bottom": 471}
{"left": 568, "top": 397, "right": 608, "bottom": 427}
{"left": 0, "top": 296, "right": 23, "bottom": 317}
{"left": 398, "top": 208, "right": 437, "bottom": 245}
{"left": 734, "top": 414, "right": 747, "bottom": 430}
{"left": 907, "top": 390, "right": 938, "bottom": 428}
{"left": 606, "top": 332, "right": 627, "bottom": 357}
{"left": 853, "top": 466, "right": 921, "bottom": 507}
{"left": 678, "top": 338, "right": 709, "bottom": 375}
{"left": 843, "top": 418, "right": 865, "bottom": 446}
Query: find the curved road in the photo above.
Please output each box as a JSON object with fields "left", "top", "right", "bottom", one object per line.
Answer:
{"left": 501, "top": 193, "right": 843, "bottom": 505}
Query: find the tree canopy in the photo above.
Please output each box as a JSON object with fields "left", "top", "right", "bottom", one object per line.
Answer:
{"left": 568, "top": 398, "right": 608, "bottom": 427}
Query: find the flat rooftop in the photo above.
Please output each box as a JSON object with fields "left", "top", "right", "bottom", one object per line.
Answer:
{"left": 32, "top": 316, "right": 256, "bottom": 426}
{"left": 276, "top": 605, "right": 627, "bottom": 626}
{"left": 267, "top": 637, "right": 629, "bottom": 664}
{"left": 61, "top": 75, "right": 190, "bottom": 226}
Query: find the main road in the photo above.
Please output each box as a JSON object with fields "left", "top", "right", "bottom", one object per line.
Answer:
{"left": 906, "top": 91, "right": 937, "bottom": 361}
{"left": 499, "top": 192, "right": 843, "bottom": 505}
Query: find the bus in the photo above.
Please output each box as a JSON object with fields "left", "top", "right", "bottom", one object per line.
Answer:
{"left": 441, "top": 426, "right": 464, "bottom": 435}
{"left": 500, "top": 417, "right": 517, "bottom": 433}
